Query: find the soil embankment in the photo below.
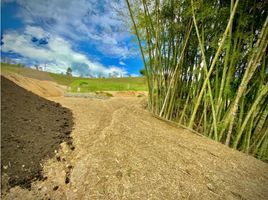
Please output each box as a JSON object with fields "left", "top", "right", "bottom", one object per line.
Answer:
{"left": 1, "top": 73, "right": 64, "bottom": 98}
{"left": 1, "top": 76, "right": 73, "bottom": 192}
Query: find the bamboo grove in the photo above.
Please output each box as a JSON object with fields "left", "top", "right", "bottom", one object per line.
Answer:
{"left": 126, "top": 0, "right": 268, "bottom": 160}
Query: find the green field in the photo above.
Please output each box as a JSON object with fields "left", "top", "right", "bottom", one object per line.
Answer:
{"left": 68, "top": 77, "right": 147, "bottom": 92}
{"left": 1, "top": 63, "right": 147, "bottom": 92}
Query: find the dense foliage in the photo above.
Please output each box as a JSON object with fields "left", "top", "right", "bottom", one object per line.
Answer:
{"left": 126, "top": 0, "right": 268, "bottom": 160}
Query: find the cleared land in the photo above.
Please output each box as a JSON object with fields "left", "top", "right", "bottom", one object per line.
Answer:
{"left": 1, "top": 63, "right": 147, "bottom": 92}
{"left": 2, "top": 96, "right": 268, "bottom": 200}
{"left": 1, "top": 67, "right": 267, "bottom": 200}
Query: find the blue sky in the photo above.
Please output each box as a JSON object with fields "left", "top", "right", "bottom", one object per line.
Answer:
{"left": 1, "top": 0, "right": 143, "bottom": 77}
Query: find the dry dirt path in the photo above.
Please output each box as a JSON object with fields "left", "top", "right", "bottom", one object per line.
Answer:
{"left": 3, "top": 97, "right": 268, "bottom": 200}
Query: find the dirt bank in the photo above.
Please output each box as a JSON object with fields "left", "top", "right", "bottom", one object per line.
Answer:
{"left": 1, "top": 73, "right": 64, "bottom": 98}
{"left": 2, "top": 95, "right": 268, "bottom": 200}
{"left": 1, "top": 76, "right": 74, "bottom": 192}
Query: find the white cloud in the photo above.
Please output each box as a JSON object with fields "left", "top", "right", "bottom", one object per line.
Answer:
{"left": 5, "top": 0, "right": 134, "bottom": 58}
{"left": 25, "top": 26, "right": 48, "bottom": 38}
{"left": 119, "top": 61, "right": 126, "bottom": 66}
{"left": 2, "top": 26, "right": 127, "bottom": 77}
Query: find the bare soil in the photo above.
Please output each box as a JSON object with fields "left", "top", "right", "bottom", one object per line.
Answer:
{"left": 1, "top": 72, "right": 64, "bottom": 97}
{"left": 1, "top": 76, "right": 73, "bottom": 191}
{"left": 1, "top": 76, "right": 268, "bottom": 200}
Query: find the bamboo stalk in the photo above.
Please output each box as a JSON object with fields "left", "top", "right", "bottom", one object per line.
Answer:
{"left": 225, "top": 16, "right": 268, "bottom": 146}
{"left": 233, "top": 84, "right": 268, "bottom": 149}
{"left": 188, "top": 0, "right": 240, "bottom": 129}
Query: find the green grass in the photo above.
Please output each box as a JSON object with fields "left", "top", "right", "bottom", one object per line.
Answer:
{"left": 49, "top": 71, "right": 147, "bottom": 92}
{"left": 1, "top": 63, "right": 54, "bottom": 81}
{"left": 1, "top": 63, "right": 28, "bottom": 74}
{"left": 68, "top": 77, "right": 147, "bottom": 92}
{"left": 1, "top": 63, "right": 147, "bottom": 91}
{"left": 48, "top": 73, "right": 82, "bottom": 86}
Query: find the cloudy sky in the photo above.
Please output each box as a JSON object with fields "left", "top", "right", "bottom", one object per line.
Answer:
{"left": 1, "top": 0, "right": 143, "bottom": 77}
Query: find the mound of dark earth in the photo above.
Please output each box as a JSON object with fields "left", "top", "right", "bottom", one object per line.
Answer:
{"left": 1, "top": 76, "right": 73, "bottom": 191}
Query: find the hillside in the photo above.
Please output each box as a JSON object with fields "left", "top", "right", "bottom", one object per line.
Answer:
{"left": 1, "top": 63, "right": 147, "bottom": 92}
{"left": 1, "top": 74, "right": 267, "bottom": 200}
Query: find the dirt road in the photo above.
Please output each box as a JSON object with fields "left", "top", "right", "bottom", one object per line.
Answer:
{"left": 2, "top": 96, "right": 268, "bottom": 200}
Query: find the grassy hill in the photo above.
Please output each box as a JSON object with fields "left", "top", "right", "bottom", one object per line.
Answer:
{"left": 1, "top": 63, "right": 147, "bottom": 92}
{"left": 1, "top": 63, "right": 54, "bottom": 81}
